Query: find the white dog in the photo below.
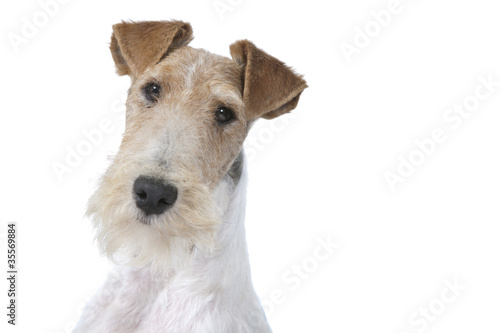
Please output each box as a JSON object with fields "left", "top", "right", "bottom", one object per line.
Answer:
{"left": 73, "top": 20, "right": 307, "bottom": 333}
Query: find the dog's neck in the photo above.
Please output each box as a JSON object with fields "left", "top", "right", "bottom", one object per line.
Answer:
{"left": 191, "top": 156, "right": 252, "bottom": 278}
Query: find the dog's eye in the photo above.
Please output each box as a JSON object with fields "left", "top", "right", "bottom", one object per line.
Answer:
{"left": 144, "top": 82, "right": 161, "bottom": 102}
{"left": 215, "top": 106, "right": 234, "bottom": 124}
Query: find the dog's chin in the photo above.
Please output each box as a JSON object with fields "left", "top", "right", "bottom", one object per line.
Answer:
{"left": 88, "top": 211, "right": 203, "bottom": 274}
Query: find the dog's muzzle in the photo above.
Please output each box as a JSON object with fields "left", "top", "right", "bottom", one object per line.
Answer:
{"left": 133, "top": 176, "right": 178, "bottom": 216}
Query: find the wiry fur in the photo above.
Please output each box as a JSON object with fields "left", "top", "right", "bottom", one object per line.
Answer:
{"left": 73, "top": 20, "right": 306, "bottom": 333}
{"left": 88, "top": 163, "right": 221, "bottom": 273}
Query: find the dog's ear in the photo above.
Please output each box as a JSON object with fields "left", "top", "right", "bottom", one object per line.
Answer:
{"left": 230, "top": 40, "right": 307, "bottom": 120}
{"left": 110, "top": 20, "right": 193, "bottom": 77}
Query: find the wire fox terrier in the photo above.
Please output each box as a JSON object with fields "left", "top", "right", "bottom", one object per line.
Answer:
{"left": 73, "top": 20, "right": 307, "bottom": 333}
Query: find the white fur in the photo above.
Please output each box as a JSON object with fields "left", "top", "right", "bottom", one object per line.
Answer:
{"left": 73, "top": 159, "right": 272, "bottom": 333}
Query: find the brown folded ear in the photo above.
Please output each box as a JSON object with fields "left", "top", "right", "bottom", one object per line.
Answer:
{"left": 230, "top": 40, "right": 307, "bottom": 120}
{"left": 110, "top": 20, "right": 193, "bottom": 78}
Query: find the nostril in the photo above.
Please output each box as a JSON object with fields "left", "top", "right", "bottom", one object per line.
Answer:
{"left": 136, "top": 190, "right": 147, "bottom": 201}
{"left": 157, "top": 198, "right": 168, "bottom": 208}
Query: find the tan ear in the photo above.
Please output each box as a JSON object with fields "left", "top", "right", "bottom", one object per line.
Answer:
{"left": 110, "top": 20, "right": 193, "bottom": 77}
{"left": 229, "top": 40, "right": 307, "bottom": 120}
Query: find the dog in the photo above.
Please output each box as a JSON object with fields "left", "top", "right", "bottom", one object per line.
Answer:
{"left": 73, "top": 20, "right": 307, "bottom": 333}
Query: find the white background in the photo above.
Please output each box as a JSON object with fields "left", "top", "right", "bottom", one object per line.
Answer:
{"left": 1, "top": 0, "right": 499, "bottom": 332}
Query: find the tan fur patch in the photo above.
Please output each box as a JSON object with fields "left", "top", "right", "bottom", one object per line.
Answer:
{"left": 230, "top": 39, "right": 308, "bottom": 120}
{"left": 110, "top": 20, "right": 193, "bottom": 77}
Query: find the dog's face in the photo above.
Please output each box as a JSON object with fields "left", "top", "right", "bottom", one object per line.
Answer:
{"left": 88, "top": 21, "right": 306, "bottom": 271}
{"left": 123, "top": 47, "right": 247, "bottom": 189}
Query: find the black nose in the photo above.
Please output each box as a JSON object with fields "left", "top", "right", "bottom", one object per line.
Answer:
{"left": 133, "top": 176, "right": 178, "bottom": 216}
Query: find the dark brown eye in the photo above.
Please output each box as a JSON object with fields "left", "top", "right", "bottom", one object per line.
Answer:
{"left": 144, "top": 82, "right": 161, "bottom": 102}
{"left": 215, "top": 106, "right": 234, "bottom": 124}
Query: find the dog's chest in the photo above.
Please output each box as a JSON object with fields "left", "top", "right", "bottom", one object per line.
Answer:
{"left": 97, "top": 268, "right": 222, "bottom": 332}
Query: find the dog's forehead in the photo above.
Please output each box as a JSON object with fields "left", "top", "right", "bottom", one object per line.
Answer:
{"left": 151, "top": 46, "right": 242, "bottom": 90}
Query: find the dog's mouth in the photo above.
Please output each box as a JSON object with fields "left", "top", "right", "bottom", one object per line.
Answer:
{"left": 136, "top": 213, "right": 152, "bottom": 225}
{"left": 134, "top": 201, "right": 173, "bottom": 226}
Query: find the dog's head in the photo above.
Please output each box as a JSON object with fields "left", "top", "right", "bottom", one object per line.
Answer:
{"left": 88, "top": 20, "right": 307, "bottom": 271}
